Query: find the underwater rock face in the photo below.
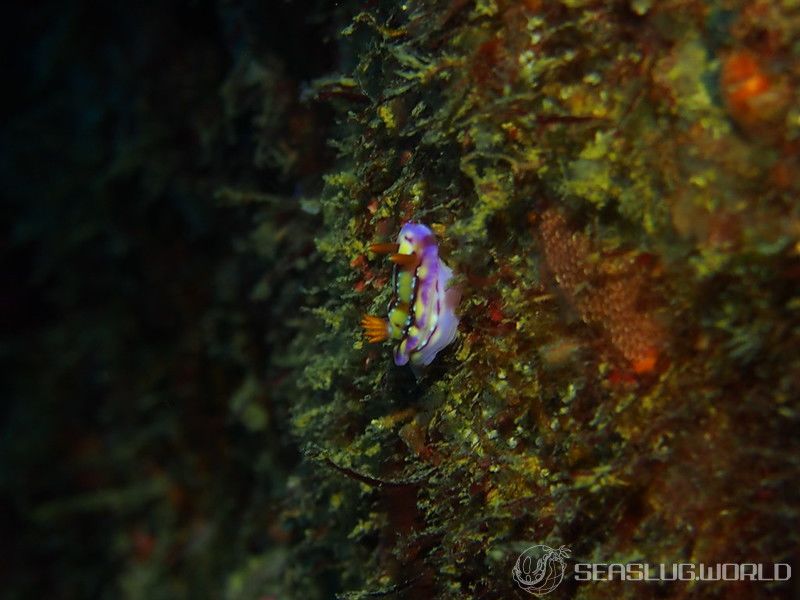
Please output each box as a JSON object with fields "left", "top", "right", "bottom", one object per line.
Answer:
{"left": 9, "top": 1, "right": 800, "bottom": 599}
{"left": 292, "top": 1, "right": 800, "bottom": 598}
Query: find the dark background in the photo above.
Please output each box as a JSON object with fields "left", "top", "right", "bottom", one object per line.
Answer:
{"left": 2, "top": 1, "right": 337, "bottom": 597}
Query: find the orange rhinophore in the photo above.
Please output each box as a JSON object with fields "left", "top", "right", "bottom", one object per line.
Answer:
{"left": 361, "top": 314, "right": 389, "bottom": 343}
{"left": 388, "top": 252, "right": 420, "bottom": 270}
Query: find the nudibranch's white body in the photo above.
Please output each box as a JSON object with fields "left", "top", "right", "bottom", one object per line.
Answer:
{"left": 362, "top": 223, "right": 460, "bottom": 367}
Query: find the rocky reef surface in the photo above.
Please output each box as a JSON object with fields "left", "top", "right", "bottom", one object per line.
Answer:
{"left": 4, "top": 1, "right": 799, "bottom": 598}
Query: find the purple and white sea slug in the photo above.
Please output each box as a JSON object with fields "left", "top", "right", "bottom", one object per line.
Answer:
{"left": 361, "top": 222, "right": 460, "bottom": 367}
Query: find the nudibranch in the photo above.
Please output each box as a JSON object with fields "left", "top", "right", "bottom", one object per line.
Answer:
{"left": 361, "top": 222, "right": 460, "bottom": 367}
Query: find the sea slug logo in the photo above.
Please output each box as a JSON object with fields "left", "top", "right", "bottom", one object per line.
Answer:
{"left": 510, "top": 542, "right": 791, "bottom": 594}
{"left": 512, "top": 544, "right": 571, "bottom": 596}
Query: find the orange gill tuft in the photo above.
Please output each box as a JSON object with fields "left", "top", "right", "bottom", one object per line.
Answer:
{"left": 361, "top": 315, "right": 389, "bottom": 343}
